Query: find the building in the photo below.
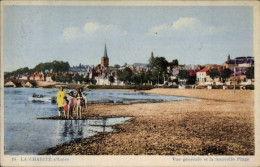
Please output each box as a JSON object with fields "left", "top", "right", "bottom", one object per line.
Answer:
{"left": 96, "top": 44, "right": 110, "bottom": 75}
{"left": 18, "top": 74, "right": 30, "bottom": 80}
{"left": 46, "top": 73, "right": 55, "bottom": 82}
{"left": 29, "top": 73, "right": 44, "bottom": 81}
{"left": 95, "top": 75, "right": 110, "bottom": 85}
{"left": 101, "top": 44, "right": 109, "bottom": 68}
{"left": 224, "top": 54, "right": 254, "bottom": 70}
{"left": 196, "top": 68, "right": 210, "bottom": 83}
{"left": 204, "top": 64, "right": 222, "bottom": 70}
{"left": 223, "top": 55, "right": 254, "bottom": 85}
{"left": 127, "top": 63, "right": 149, "bottom": 74}
{"left": 69, "top": 64, "right": 89, "bottom": 77}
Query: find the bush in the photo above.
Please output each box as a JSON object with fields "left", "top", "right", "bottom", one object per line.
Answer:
{"left": 245, "top": 85, "right": 254, "bottom": 90}
{"left": 168, "top": 85, "right": 178, "bottom": 88}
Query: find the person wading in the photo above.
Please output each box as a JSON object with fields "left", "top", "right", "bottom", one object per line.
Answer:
{"left": 56, "top": 87, "right": 66, "bottom": 117}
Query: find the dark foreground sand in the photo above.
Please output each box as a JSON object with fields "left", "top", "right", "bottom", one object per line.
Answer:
{"left": 41, "top": 89, "right": 254, "bottom": 155}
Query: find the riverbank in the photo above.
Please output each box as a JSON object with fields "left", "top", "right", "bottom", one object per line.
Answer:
{"left": 41, "top": 89, "right": 254, "bottom": 155}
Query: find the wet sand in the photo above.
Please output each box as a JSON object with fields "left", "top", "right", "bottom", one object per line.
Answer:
{"left": 41, "top": 88, "right": 254, "bottom": 155}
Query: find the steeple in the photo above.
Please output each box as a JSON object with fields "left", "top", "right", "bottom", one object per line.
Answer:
{"left": 227, "top": 54, "right": 230, "bottom": 61}
{"left": 101, "top": 44, "right": 109, "bottom": 68}
{"left": 104, "top": 44, "right": 108, "bottom": 58}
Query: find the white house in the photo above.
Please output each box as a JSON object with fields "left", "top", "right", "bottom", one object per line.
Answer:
{"left": 95, "top": 75, "right": 124, "bottom": 86}
{"left": 196, "top": 68, "right": 210, "bottom": 83}
{"left": 95, "top": 76, "right": 110, "bottom": 85}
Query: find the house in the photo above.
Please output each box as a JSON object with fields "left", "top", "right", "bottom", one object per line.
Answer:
{"left": 29, "top": 74, "right": 44, "bottom": 81}
{"left": 69, "top": 65, "right": 89, "bottom": 77}
{"left": 95, "top": 75, "right": 110, "bottom": 85}
{"left": 46, "top": 73, "right": 55, "bottom": 82}
{"left": 130, "top": 63, "right": 149, "bottom": 73}
{"left": 18, "top": 75, "right": 30, "bottom": 80}
{"left": 187, "top": 69, "right": 198, "bottom": 84}
{"left": 196, "top": 68, "right": 210, "bottom": 83}
{"left": 95, "top": 73, "right": 124, "bottom": 85}
{"left": 224, "top": 55, "right": 254, "bottom": 70}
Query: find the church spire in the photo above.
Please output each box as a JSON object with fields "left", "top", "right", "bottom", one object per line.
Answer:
{"left": 101, "top": 44, "right": 109, "bottom": 68}
{"left": 104, "top": 44, "right": 108, "bottom": 58}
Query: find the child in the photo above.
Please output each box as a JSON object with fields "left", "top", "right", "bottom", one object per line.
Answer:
{"left": 63, "top": 96, "right": 69, "bottom": 119}
{"left": 68, "top": 91, "right": 74, "bottom": 119}
{"left": 76, "top": 88, "right": 84, "bottom": 119}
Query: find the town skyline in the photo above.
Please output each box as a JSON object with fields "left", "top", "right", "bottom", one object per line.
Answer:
{"left": 4, "top": 6, "right": 253, "bottom": 72}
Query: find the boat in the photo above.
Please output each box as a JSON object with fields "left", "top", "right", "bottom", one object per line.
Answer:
{"left": 28, "top": 93, "right": 55, "bottom": 103}
{"left": 28, "top": 96, "right": 52, "bottom": 102}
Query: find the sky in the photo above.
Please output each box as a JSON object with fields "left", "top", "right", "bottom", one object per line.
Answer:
{"left": 3, "top": 5, "right": 253, "bottom": 72}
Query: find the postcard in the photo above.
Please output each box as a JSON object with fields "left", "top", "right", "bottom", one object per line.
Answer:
{"left": 1, "top": 0, "right": 259, "bottom": 166}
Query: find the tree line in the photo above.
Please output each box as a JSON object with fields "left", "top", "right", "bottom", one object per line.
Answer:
{"left": 117, "top": 56, "right": 179, "bottom": 85}
{"left": 4, "top": 60, "right": 70, "bottom": 79}
{"left": 117, "top": 55, "right": 254, "bottom": 85}
{"left": 5, "top": 56, "right": 254, "bottom": 85}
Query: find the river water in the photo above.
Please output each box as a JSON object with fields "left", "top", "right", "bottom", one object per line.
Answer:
{"left": 4, "top": 87, "right": 194, "bottom": 155}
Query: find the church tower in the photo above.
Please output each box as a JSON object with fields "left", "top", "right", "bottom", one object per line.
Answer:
{"left": 101, "top": 44, "right": 109, "bottom": 68}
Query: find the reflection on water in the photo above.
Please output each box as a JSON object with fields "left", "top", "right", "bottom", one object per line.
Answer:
{"left": 5, "top": 117, "right": 130, "bottom": 155}
{"left": 4, "top": 87, "right": 194, "bottom": 155}
{"left": 85, "top": 90, "right": 194, "bottom": 104}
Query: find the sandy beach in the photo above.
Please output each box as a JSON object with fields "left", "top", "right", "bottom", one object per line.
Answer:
{"left": 41, "top": 88, "right": 254, "bottom": 155}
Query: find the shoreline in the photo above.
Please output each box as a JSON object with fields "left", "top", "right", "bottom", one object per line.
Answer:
{"left": 41, "top": 88, "right": 254, "bottom": 155}
{"left": 37, "top": 115, "right": 133, "bottom": 120}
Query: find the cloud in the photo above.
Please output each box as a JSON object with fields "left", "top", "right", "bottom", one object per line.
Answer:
{"left": 206, "top": 26, "right": 218, "bottom": 35}
{"left": 148, "top": 24, "right": 170, "bottom": 34}
{"left": 172, "top": 17, "right": 200, "bottom": 31}
{"left": 61, "top": 22, "right": 127, "bottom": 42}
{"left": 148, "top": 17, "right": 218, "bottom": 36}
{"left": 62, "top": 27, "right": 79, "bottom": 40}
{"left": 84, "top": 22, "right": 114, "bottom": 33}
{"left": 84, "top": 22, "right": 127, "bottom": 35}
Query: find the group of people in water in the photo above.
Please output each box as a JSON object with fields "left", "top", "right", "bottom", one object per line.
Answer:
{"left": 56, "top": 87, "right": 87, "bottom": 119}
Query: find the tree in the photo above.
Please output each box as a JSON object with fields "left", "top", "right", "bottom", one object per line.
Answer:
{"left": 4, "top": 67, "right": 31, "bottom": 79}
{"left": 245, "top": 67, "right": 254, "bottom": 80}
{"left": 51, "top": 73, "right": 72, "bottom": 83}
{"left": 73, "top": 73, "right": 85, "bottom": 83}
{"left": 178, "top": 70, "right": 189, "bottom": 80}
{"left": 117, "top": 67, "right": 133, "bottom": 84}
{"left": 51, "top": 75, "right": 56, "bottom": 82}
{"left": 152, "top": 69, "right": 162, "bottom": 84}
{"left": 172, "top": 59, "right": 179, "bottom": 66}
{"left": 131, "top": 73, "right": 145, "bottom": 85}
{"left": 220, "top": 68, "right": 232, "bottom": 82}
{"left": 131, "top": 74, "right": 141, "bottom": 85}
{"left": 144, "top": 70, "right": 153, "bottom": 84}
{"left": 148, "top": 56, "right": 169, "bottom": 84}
{"left": 114, "top": 64, "right": 120, "bottom": 68}
{"left": 139, "top": 72, "right": 145, "bottom": 84}
{"left": 149, "top": 57, "right": 168, "bottom": 72}
{"left": 209, "top": 68, "right": 220, "bottom": 80}
{"left": 52, "top": 61, "right": 70, "bottom": 73}
{"left": 4, "top": 60, "right": 70, "bottom": 79}
{"left": 90, "top": 79, "right": 97, "bottom": 85}
{"left": 33, "top": 61, "right": 69, "bottom": 73}
{"left": 109, "top": 76, "right": 115, "bottom": 85}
